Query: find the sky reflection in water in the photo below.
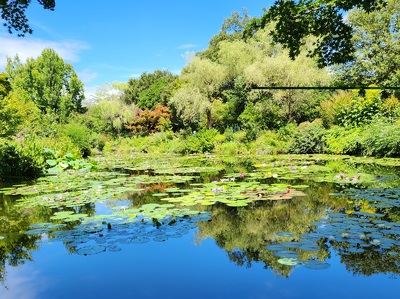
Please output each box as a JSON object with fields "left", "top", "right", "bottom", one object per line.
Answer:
{"left": 1, "top": 230, "right": 399, "bottom": 299}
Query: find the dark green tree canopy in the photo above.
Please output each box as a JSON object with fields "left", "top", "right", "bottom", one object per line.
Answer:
{"left": 0, "top": 0, "right": 55, "bottom": 36}
{"left": 245, "top": 0, "right": 387, "bottom": 66}
{"left": 123, "top": 70, "right": 176, "bottom": 108}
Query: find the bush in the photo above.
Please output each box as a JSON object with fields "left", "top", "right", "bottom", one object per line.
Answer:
{"left": 358, "top": 121, "right": 400, "bottom": 157}
{"left": 213, "top": 141, "right": 249, "bottom": 155}
{"left": 0, "top": 139, "right": 45, "bottom": 180}
{"left": 248, "top": 130, "right": 288, "bottom": 155}
{"left": 288, "top": 120, "right": 327, "bottom": 154}
{"left": 175, "top": 129, "right": 220, "bottom": 154}
{"left": 325, "top": 126, "right": 363, "bottom": 155}
{"left": 62, "top": 122, "right": 93, "bottom": 157}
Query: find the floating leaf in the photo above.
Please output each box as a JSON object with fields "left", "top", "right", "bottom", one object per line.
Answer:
{"left": 77, "top": 245, "right": 106, "bottom": 256}
{"left": 278, "top": 258, "right": 300, "bottom": 266}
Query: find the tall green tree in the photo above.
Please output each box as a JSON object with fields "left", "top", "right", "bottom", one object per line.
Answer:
{"left": 333, "top": 0, "right": 400, "bottom": 94}
{"left": 0, "top": 72, "right": 40, "bottom": 137}
{"left": 1, "top": 0, "right": 55, "bottom": 36}
{"left": 244, "top": 51, "right": 331, "bottom": 124}
{"left": 0, "top": 72, "right": 11, "bottom": 98}
{"left": 170, "top": 56, "right": 227, "bottom": 129}
{"left": 6, "top": 48, "right": 85, "bottom": 122}
{"left": 245, "top": 0, "right": 387, "bottom": 66}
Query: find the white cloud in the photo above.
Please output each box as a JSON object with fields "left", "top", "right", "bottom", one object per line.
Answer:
{"left": 83, "top": 85, "right": 98, "bottom": 103}
{"left": 0, "top": 34, "right": 89, "bottom": 70}
{"left": 78, "top": 68, "right": 98, "bottom": 84}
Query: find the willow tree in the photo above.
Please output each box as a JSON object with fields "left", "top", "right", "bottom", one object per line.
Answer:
{"left": 170, "top": 56, "right": 227, "bottom": 129}
{"left": 87, "top": 81, "right": 136, "bottom": 137}
{"left": 244, "top": 49, "right": 331, "bottom": 124}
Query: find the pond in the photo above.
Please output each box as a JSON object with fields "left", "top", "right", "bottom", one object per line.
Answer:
{"left": 1, "top": 154, "right": 400, "bottom": 298}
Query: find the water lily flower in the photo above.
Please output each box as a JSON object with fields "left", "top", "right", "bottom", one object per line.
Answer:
{"left": 239, "top": 173, "right": 245, "bottom": 178}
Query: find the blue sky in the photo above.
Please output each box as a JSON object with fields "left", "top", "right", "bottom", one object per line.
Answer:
{"left": 0, "top": 0, "right": 273, "bottom": 98}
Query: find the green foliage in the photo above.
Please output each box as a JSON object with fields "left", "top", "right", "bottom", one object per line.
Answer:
{"left": 288, "top": 120, "right": 326, "bottom": 154}
{"left": 136, "top": 76, "right": 176, "bottom": 109}
{"left": 176, "top": 129, "right": 220, "bottom": 154}
{"left": 0, "top": 138, "right": 45, "bottom": 180}
{"left": 6, "top": 49, "right": 85, "bottom": 122}
{"left": 357, "top": 121, "right": 400, "bottom": 157}
{"left": 333, "top": 0, "right": 400, "bottom": 95}
{"left": 32, "top": 135, "right": 82, "bottom": 158}
{"left": 249, "top": 130, "right": 288, "bottom": 155}
{"left": 102, "top": 132, "right": 177, "bottom": 155}
{"left": 0, "top": 89, "right": 41, "bottom": 137}
{"left": 335, "top": 93, "right": 381, "bottom": 127}
{"left": 61, "top": 121, "right": 94, "bottom": 157}
{"left": 170, "top": 56, "right": 227, "bottom": 129}
{"left": 244, "top": 47, "right": 331, "bottom": 125}
{"left": 44, "top": 149, "right": 96, "bottom": 172}
{"left": 199, "top": 9, "right": 250, "bottom": 61}
{"left": 0, "top": 72, "right": 11, "bottom": 98}
{"left": 124, "top": 70, "right": 176, "bottom": 106}
{"left": 245, "top": 0, "right": 386, "bottom": 66}
{"left": 321, "top": 89, "right": 398, "bottom": 127}
{"left": 0, "top": 0, "right": 55, "bottom": 36}
{"left": 87, "top": 89, "right": 136, "bottom": 137}
{"left": 325, "top": 126, "right": 363, "bottom": 155}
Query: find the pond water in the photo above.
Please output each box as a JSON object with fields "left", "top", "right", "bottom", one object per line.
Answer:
{"left": 1, "top": 154, "right": 400, "bottom": 299}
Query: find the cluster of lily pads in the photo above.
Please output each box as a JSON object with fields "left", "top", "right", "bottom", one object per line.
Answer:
{"left": 25, "top": 206, "right": 211, "bottom": 255}
{"left": 1, "top": 153, "right": 399, "bottom": 266}
{"left": 263, "top": 231, "right": 329, "bottom": 270}
{"left": 158, "top": 180, "right": 307, "bottom": 207}
{"left": 265, "top": 187, "right": 400, "bottom": 271}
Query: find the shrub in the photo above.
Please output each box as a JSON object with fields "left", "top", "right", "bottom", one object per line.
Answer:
{"left": 325, "top": 126, "right": 363, "bottom": 155}
{"left": 62, "top": 122, "right": 93, "bottom": 157}
{"left": 213, "top": 141, "right": 249, "bottom": 155}
{"left": 248, "top": 130, "right": 288, "bottom": 155}
{"left": 288, "top": 120, "right": 326, "bottom": 154}
{"left": 175, "top": 129, "right": 219, "bottom": 154}
{"left": 358, "top": 121, "right": 400, "bottom": 157}
{"left": 0, "top": 138, "right": 45, "bottom": 180}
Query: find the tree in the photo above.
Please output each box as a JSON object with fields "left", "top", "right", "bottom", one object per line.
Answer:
{"left": 0, "top": 73, "right": 40, "bottom": 137}
{"left": 0, "top": 72, "right": 11, "bottom": 98}
{"left": 123, "top": 70, "right": 176, "bottom": 107}
{"left": 1, "top": 0, "right": 55, "bottom": 36}
{"left": 199, "top": 9, "right": 250, "bottom": 61}
{"left": 244, "top": 52, "right": 330, "bottom": 124}
{"left": 125, "top": 105, "right": 172, "bottom": 135}
{"left": 170, "top": 56, "right": 227, "bottom": 129}
{"left": 245, "top": 0, "right": 387, "bottom": 66}
{"left": 333, "top": 0, "right": 400, "bottom": 94}
{"left": 87, "top": 81, "right": 135, "bottom": 137}
{"left": 6, "top": 48, "right": 85, "bottom": 122}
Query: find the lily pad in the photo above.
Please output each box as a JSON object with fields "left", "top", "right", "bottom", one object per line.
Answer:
{"left": 278, "top": 258, "right": 300, "bottom": 266}
{"left": 77, "top": 245, "right": 106, "bottom": 256}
